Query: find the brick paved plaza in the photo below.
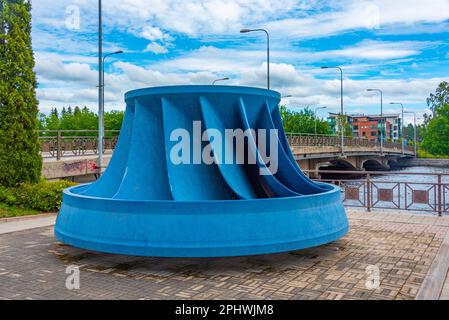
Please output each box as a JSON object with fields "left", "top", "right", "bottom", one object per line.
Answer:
{"left": 1, "top": 211, "right": 449, "bottom": 300}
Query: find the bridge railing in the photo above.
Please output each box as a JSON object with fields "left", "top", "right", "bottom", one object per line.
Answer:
{"left": 38, "top": 130, "right": 413, "bottom": 160}
{"left": 286, "top": 132, "right": 412, "bottom": 151}
{"left": 38, "top": 130, "right": 119, "bottom": 160}
{"left": 304, "top": 170, "right": 449, "bottom": 216}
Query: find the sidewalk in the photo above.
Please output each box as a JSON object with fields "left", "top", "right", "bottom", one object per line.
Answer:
{"left": 0, "top": 213, "right": 56, "bottom": 235}
{"left": 1, "top": 209, "right": 449, "bottom": 300}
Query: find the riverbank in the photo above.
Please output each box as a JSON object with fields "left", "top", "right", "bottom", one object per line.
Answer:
{"left": 394, "top": 158, "right": 449, "bottom": 169}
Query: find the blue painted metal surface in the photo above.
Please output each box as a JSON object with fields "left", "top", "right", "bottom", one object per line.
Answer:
{"left": 55, "top": 85, "right": 348, "bottom": 257}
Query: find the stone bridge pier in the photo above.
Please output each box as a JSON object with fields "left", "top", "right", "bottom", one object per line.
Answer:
{"left": 297, "top": 155, "right": 398, "bottom": 178}
{"left": 289, "top": 139, "right": 414, "bottom": 179}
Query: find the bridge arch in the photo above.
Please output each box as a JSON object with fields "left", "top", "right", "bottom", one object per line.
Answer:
{"left": 362, "top": 159, "right": 389, "bottom": 171}
{"left": 387, "top": 158, "right": 399, "bottom": 168}
{"left": 329, "top": 159, "right": 357, "bottom": 171}
{"left": 313, "top": 161, "right": 332, "bottom": 172}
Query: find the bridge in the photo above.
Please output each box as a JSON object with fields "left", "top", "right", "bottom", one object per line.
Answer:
{"left": 286, "top": 133, "right": 415, "bottom": 175}
{"left": 38, "top": 130, "right": 415, "bottom": 180}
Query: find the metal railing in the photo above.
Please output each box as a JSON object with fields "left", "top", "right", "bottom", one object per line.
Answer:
{"left": 38, "top": 130, "right": 412, "bottom": 160}
{"left": 286, "top": 132, "right": 412, "bottom": 151}
{"left": 38, "top": 130, "right": 119, "bottom": 160}
{"left": 305, "top": 170, "right": 449, "bottom": 216}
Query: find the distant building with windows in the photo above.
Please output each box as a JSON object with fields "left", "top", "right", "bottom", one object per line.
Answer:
{"left": 327, "top": 113, "right": 402, "bottom": 142}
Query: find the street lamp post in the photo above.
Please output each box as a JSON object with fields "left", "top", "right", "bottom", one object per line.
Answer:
{"left": 314, "top": 106, "right": 327, "bottom": 135}
{"left": 404, "top": 111, "right": 417, "bottom": 158}
{"left": 98, "top": 0, "right": 123, "bottom": 174}
{"left": 240, "top": 28, "right": 270, "bottom": 89}
{"left": 321, "top": 66, "right": 344, "bottom": 156}
{"left": 98, "top": 0, "right": 103, "bottom": 174}
{"left": 367, "top": 89, "right": 384, "bottom": 155}
{"left": 212, "top": 77, "right": 229, "bottom": 85}
{"left": 390, "top": 102, "right": 404, "bottom": 154}
{"left": 98, "top": 50, "right": 123, "bottom": 174}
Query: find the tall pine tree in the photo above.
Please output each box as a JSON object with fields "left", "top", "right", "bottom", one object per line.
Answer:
{"left": 0, "top": 0, "right": 42, "bottom": 186}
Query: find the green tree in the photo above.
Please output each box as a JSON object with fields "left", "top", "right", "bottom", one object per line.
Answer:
{"left": 421, "top": 104, "right": 449, "bottom": 156}
{"left": 37, "top": 112, "right": 46, "bottom": 130}
{"left": 280, "top": 106, "right": 331, "bottom": 134}
{"left": 59, "top": 105, "right": 97, "bottom": 134}
{"left": 336, "top": 114, "right": 353, "bottom": 137}
{"left": 402, "top": 123, "right": 415, "bottom": 144}
{"left": 51, "top": 107, "right": 59, "bottom": 118}
{"left": 403, "top": 123, "right": 425, "bottom": 146}
{"left": 0, "top": 0, "right": 42, "bottom": 186}
{"left": 37, "top": 107, "right": 125, "bottom": 138}
{"left": 104, "top": 110, "right": 124, "bottom": 136}
{"left": 427, "top": 81, "right": 449, "bottom": 117}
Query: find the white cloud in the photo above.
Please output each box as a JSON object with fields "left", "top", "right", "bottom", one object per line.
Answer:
{"left": 144, "top": 42, "right": 169, "bottom": 54}
{"left": 267, "top": 0, "right": 449, "bottom": 39}
{"left": 105, "top": 0, "right": 297, "bottom": 36}
{"left": 32, "top": 0, "right": 449, "bottom": 53}
{"left": 35, "top": 46, "right": 444, "bottom": 120}
{"left": 35, "top": 57, "right": 96, "bottom": 85}
{"left": 140, "top": 26, "right": 172, "bottom": 42}
{"left": 31, "top": 0, "right": 448, "bottom": 118}
{"left": 326, "top": 40, "right": 422, "bottom": 60}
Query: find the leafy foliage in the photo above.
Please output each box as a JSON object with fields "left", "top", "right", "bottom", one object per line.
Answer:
{"left": 0, "top": 202, "right": 40, "bottom": 218}
{"left": 0, "top": 0, "right": 42, "bottom": 187}
{"left": 418, "top": 149, "right": 449, "bottom": 159}
{"left": 427, "top": 81, "right": 449, "bottom": 117}
{"left": 0, "top": 180, "right": 76, "bottom": 212}
{"left": 38, "top": 107, "right": 124, "bottom": 137}
{"left": 280, "top": 106, "right": 331, "bottom": 134}
{"left": 421, "top": 104, "right": 449, "bottom": 156}
{"left": 335, "top": 114, "right": 354, "bottom": 137}
{"left": 402, "top": 123, "right": 425, "bottom": 146}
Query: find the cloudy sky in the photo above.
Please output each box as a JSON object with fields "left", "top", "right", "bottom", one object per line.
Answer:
{"left": 31, "top": 0, "right": 449, "bottom": 124}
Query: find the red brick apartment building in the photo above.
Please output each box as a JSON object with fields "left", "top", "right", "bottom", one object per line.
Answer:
{"left": 351, "top": 116, "right": 392, "bottom": 142}
{"left": 328, "top": 113, "right": 400, "bottom": 142}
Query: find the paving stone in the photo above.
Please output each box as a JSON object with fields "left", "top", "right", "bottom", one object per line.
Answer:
{"left": 0, "top": 212, "right": 447, "bottom": 300}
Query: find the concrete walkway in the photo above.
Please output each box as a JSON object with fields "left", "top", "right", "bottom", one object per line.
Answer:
{"left": 1, "top": 209, "right": 449, "bottom": 300}
{"left": 0, "top": 213, "right": 56, "bottom": 235}
{"left": 347, "top": 211, "right": 449, "bottom": 300}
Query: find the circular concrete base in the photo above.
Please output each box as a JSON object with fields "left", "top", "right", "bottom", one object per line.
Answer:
{"left": 55, "top": 183, "right": 348, "bottom": 258}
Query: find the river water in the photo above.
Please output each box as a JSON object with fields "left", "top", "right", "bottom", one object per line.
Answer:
{"left": 372, "top": 166, "right": 449, "bottom": 183}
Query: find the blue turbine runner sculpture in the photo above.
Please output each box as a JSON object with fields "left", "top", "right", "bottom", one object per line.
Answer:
{"left": 55, "top": 85, "right": 348, "bottom": 257}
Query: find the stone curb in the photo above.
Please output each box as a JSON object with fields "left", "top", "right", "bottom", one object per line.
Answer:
{"left": 415, "top": 228, "right": 449, "bottom": 300}
{"left": 0, "top": 212, "right": 57, "bottom": 224}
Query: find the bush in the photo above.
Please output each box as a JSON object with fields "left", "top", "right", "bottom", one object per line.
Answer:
{"left": 418, "top": 149, "right": 449, "bottom": 159}
{"left": 0, "top": 180, "right": 76, "bottom": 212}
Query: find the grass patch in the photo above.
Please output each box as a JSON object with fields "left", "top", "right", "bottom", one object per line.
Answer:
{"left": 0, "top": 202, "right": 42, "bottom": 219}
{"left": 418, "top": 149, "right": 449, "bottom": 159}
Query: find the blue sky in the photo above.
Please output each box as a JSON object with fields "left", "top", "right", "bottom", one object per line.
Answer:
{"left": 31, "top": 0, "right": 449, "bottom": 124}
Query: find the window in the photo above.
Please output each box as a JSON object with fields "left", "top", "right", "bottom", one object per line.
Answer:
{"left": 371, "top": 132, "right": 377, "bottom": 137}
